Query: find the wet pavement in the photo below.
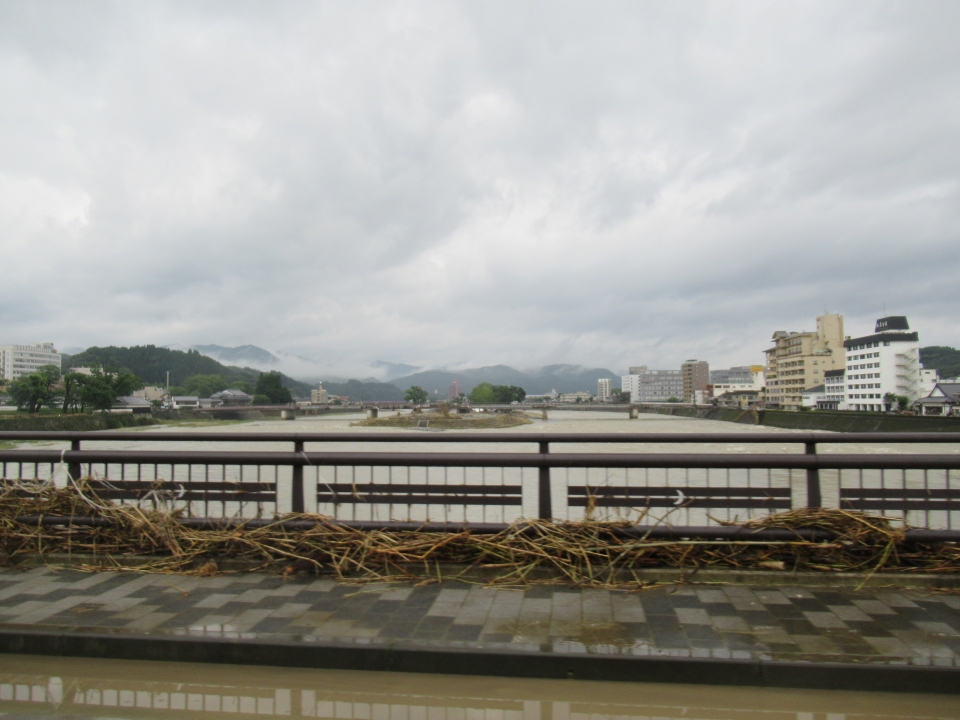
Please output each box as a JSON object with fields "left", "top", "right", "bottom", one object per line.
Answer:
{"left": 1, "top": 567, "right": 958, "bottom": 668}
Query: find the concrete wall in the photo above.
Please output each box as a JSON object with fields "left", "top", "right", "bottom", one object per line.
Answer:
{"left": 636, "top": 404, "right": 960, "bottom": 432}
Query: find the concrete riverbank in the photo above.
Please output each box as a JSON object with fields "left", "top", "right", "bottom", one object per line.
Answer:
{"left": 636, "top": 404, "right": 960, "bottom": 432}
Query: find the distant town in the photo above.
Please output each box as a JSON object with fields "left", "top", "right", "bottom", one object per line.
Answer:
{"left": 1, "top": 313, "right": 959, "bottom": 417}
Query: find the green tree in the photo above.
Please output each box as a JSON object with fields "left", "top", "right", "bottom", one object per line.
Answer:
{"left": 920, "top": 346, "right": 960, "bottom": 380}
{"left": 183, "top": 374, "right": 228, "bottom": 398}
{"left": 491, "top": 385, "right": 526, "bottom": 403}
{"left": 252, "top": 394, "right": 271, "bottom": 405}
{"left": 112, "top": 367, "right": 142, "bottom": 397}
{"left": 404, "top": 385, "right": 429, "bottom": 404}
{"left": 468, "top": 383, "right": 526, "bottom": 403}
{"left": 897, "top": 395, "right": 910, "bottom": 411}
{"left": 883, "top": 392, "right": 897, "bottom": 411}
{"left": 468, "top": 382, "right": 495, "bottom": 404}
{"left": 78, "top": 365, "right": 143, "bottom": 412}
{"left": 255, "top": 371, "right": 292, "bottom": 404}
{"left": 61, "top": 371, "right": 87, "bottom": 413}
{"left": 79, "top": 370, "right": 117, "bottom": 412}
{"left": 8, "top": 365, "right": 61, "bottom": 413}
{"left": 666, "top": 397, "right": 680, "bottom": 403}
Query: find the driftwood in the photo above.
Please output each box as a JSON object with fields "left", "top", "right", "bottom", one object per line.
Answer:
{"left": 1, "top": 479, "right": 957, "bottom": 586}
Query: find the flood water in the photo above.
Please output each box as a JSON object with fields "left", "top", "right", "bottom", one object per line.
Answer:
{"left": 10, "top": 411, "right": 960, "bottom": 529}
{"left": 0, "top": 654, "right": 956, "bottom": 719}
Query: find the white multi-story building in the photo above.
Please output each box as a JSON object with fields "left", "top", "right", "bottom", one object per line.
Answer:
{"left": 709, "top": 365, "right": 765, "bottom": 405}
{"left": 621, "top": 368, "right": 684, "bottom": 403}
{"left": 710, "top": 366, "right": 764, "bottom": 385}
{"left": 559, "top": 391, "right": 593, "bottom": 403}
{"left": 597, "top": 378, "right": 611, "bottom": 402}
{"left": 711, "top": 366, "right": 764, "bottom": 394}
{"left": 821, "top": 369, "right": 845, "bottom": 410}
{"left": 842, "top": 316, "right": 927, "bottom": 411}
{"left": 801, "top": 385, "right": 827, "bottom": 408}
{"left": 0, "top": 343, "right": 61, "bottom": 381}
{"left": 921, "top": 368, "right": 939, "bottom": 396}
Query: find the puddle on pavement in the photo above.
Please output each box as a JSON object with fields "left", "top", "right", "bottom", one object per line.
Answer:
{"left": 502, "top": 619, "right": 635, "bottom": 650}
{"left": 0, "top": 654, "right": 955, "bottom": 719}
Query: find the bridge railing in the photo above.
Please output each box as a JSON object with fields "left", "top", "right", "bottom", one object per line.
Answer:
{"left": 1, "top": 431, "right": 958, "bottom": 534}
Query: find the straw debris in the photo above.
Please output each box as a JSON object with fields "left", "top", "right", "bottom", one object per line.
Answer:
{"left": 1, "top": 479, "right": 957, "bottom": 585}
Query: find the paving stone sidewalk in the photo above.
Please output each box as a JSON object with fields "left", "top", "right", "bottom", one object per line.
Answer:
{"left": 0, "top": 567, "right": 958, "bottom": 667}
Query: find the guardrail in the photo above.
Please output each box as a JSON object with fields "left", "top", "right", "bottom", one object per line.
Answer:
{"left": 1, "top": 431, "right": 959, "bottom": 535}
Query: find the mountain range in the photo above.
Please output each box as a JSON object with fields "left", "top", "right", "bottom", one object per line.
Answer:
{"left": 62, "top": 345, "right": 316, "bottom": 396}
{"left": 57, "top": 340, "right": 960, "bottom": 402}
{"left": 179, "top": 345, "right": 621, "bottom": 394}
{"left": 371, "top": 360, "right": 423, "bottom": 379}
{"left": 192, "top": 344, "right": 279, "bottom": 367}
{"left": 389, "top": 364, "right": 621, "bottom": 396}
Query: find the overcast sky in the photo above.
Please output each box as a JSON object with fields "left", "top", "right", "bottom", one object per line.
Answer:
{"left": 2, "top": 1, "right": 958, "bottom": 378}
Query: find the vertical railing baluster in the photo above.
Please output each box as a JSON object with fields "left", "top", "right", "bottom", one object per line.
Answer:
{"left": 68, "top": 439, "right": 81, "bottom": 482}
{"left": 292, "top": 440, "right": 304, "bottom": 514}
{"left": 538, "top": 441, "right": 552, "bottom": 520}
{"left": 805, "top": 441, "right": 821, "bottom": 508}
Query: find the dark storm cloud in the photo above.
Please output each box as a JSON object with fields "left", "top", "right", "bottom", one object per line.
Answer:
{"left": 1, "top": 1, "right": 958, "bottom": 376}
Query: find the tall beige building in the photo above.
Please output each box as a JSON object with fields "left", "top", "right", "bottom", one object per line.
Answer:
{"left": 310, "top": 382, "right": 329, "bottom": 404}
{"left": 681, "top": 359, "right": 709, "bottom": 403}
{"left": 764, "top": 314, "right": 845, "bottom": 409}
{"left": 597, "top": 378, "right": 611, "bottom": 401}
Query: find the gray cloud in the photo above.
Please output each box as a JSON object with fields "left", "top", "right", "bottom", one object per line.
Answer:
{"left": 1, "top": 1, "right": 958, "bottom": 378}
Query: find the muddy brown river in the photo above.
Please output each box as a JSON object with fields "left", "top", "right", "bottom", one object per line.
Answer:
{"left": 0, "top": 654, "right": 956, "bottom": 719}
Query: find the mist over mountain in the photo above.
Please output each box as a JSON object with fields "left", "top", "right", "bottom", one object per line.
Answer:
{"left": 391, "top": 364, "right": 620, "bottom": 396}
{"left": 371, "top": 360, "right": 423, "bottom": 380}
{"left": 192, "top": 344, "right": 279, "bottom": 368}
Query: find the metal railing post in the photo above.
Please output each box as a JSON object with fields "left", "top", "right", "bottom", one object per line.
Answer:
{"left": 538, "top": 441, "right": 552, "bottom": 520}
{"left": 68, "top": 439, "right": 81, "bottom": 482}
{"left": 292, "top": 440, "right": 305, "bottom": 513}
{"left": 805, "top": 441, "right": 821, "bottom": 508}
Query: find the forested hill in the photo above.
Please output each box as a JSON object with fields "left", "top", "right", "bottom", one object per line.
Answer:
{"left": 63, "top": 345, "right": 315, "bottom": 396}
{"left": 921, "top": 346, "right": 960, "bottom": 380}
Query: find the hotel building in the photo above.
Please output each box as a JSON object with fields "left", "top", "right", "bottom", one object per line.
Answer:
{"left": 842, "top": 316, "right": 926, "bottom": 412}
{"left": 764, "top": 314, "right": 845, "bottom": 410}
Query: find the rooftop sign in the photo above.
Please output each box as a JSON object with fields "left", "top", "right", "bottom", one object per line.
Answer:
{"left": 875, "top": 316, "right": 910, "bottom": 332}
